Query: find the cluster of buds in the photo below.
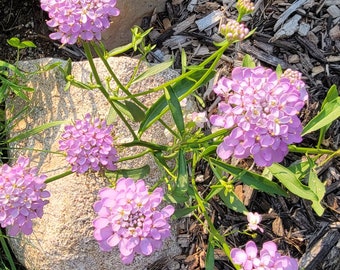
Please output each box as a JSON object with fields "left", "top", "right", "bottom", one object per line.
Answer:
{"left": 219, "top": 19, "right": 249, "bottom": 42}
{"left": 236, "top": 0, "right": 255, "bottom": 16}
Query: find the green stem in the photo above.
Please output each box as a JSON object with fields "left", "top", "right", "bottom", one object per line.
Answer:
{"left": 83, "top": 42, "right": 138, "bottom": 140}
{"left": 91, "top": 42, "right": 177, "bottom": 138}
{"left": 117, "top": 149, "right": 152, "bottom": 162}
{"left": 45, "top": 170, "right": 74, "bottom": 184}
{"left": 191, "top": 152, "right": 234, "bottom": 266}
{"left": 288, "top": 145, "right": 335, "bottom": 155}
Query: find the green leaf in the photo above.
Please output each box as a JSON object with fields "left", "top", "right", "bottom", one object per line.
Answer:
{"left": 181, "top": 48, "right": 187, "bottom": 74}
{"left": 276, "top": 64, "right": 283, "bottom": 77}
{"left": 7, "top": 37, "right": 21, "bottom": 48}
{"left": 199, "top": 145, "right": 218, "bottom": 158}
{"left": 106, "top": 165, "right": 150, "bottom": 180}
{"left": 268, "top": 163, "right": 318, "bottom": 201}
{"left": 138, "top": 69, "right": 215, "bottom": 136}
{"left": 288, "top": 160, "right": 310, "bottom": 180}
{"left": 7, "top": 37, "right": 36, "bottom": 49}
{"left": 302, "top": 97, "right": 340, "bottom": 135}
{"left": 20, "top": 40, "right": 36, "bottom": 48}
{"left": 176, "top": 149, "right": 188, "bottom": 192}
{"left": 165, "top": 86, "right": 185, "bottom": 136}
{"left": 205, "top": 236, "right": 215, "bottom": 270}
{"left": 172, "top": 205, "right": 197, "bottom": 218}
{"left": 108, "top": 43, "right": 134, "bottom": 57}
{"left": 132, "top": 59, "right": 173, "bottom": 84}
{"left": 0, "top": 60, "right": 26, "bottom": 78}
{"left": 209, "top": 158, "right": 287, "bottom": 196}
{"left": 317, "top": 85, "right": 339, "bottom": 147}
{"left": 242, "top": 54, "right": 256, "bottom": 68}
{"left": 219, "top": 190, "right": 247, "bottom": 214}
{"left": 307, "top": 158, "right": 325, "bottom": 216}
{"left": 6, "top": 121, "right": 67, "bottom": 143}
{"left": 124, "top": 101, "right": 145, "bottom": 122}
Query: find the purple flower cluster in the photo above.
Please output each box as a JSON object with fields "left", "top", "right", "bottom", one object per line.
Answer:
{"left": 0, "top": 156, "right": 50, "bottom": 236}
{"left": 40, "top": 0, "right": 120, "bottom": 44}
{"left": 210, "top": 67, "right": 308, "bottom": 167}
{"left": 59, "top": 113, "right": 118, "bottom": 174}
{"left": 93, "top": 178, "right": 174, "bottom": 264}
{"left": 231, "top": 240, "right": 298, "bottom": 270}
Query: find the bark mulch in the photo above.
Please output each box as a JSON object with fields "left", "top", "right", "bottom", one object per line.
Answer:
{"left": 0, "top": 0, "right": 339, "bottom": 269}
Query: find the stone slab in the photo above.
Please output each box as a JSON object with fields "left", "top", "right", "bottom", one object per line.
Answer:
{"left": 102, "top": 0, "right": 167, "bottom": 49}
{"left": 7, "top": 57, "right": 181, "bottom": 270}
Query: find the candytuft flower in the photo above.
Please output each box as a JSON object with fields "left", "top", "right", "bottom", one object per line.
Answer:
{"left": 40, "top": 0, "right": 120, "bottom": 44}
{"left": 59, "top": 113, "right": 118, "bottom": 174}
{"left": 93, "top": 178, "right": 174, "bottom": 264}
{"left": 0, "top": 156, "right": 50, "bottom": 236}
{"left": 231, "top": 240, "right": 298, "bottom": 270}
{"left": 247, "top": 212, "right": 263, "bottom": 233}
{"left": 219, "top": 19, "right": 249, "bottom": 42}
{"left": 210, "top": 66, "right": 308, "bottom": 167}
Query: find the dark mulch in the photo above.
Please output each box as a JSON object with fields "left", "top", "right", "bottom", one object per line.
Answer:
{"left": 1, "top": 0, "right": 339, "bottom": 269}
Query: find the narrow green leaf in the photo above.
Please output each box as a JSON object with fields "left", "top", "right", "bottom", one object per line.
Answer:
{"left": 205, "top": 236, "right": 215, "bottom": 270}
{"left": 307, "top": 158, "right": 325, "bottom": 216}
{"left": 6, "top": 121, "right": 67, "bottom": 143}
{"left": 268, "top": 163, "right": 318, "bottom": 201}
{"left": 302, "top": 97, "right": 340, "bottom": 135}
{"left": 108, "top": 43, "right": 134, "bottom": 57}
{"left": 172, "top": 205, "right": 197, "bottom": 218}
{"left": 121, "top": 140, "right": 168, "bottom": 151}
{"left": 124, "top": 101, "right": 145, "bottom": 122}
{"left": 317, "top": 85, "right": 339, "bottom": 147}
{"left": 219, "top": 190, "right": 247, "bottom": 214}
{"left": 181, "top": 48, "right": 187, "bottom": 74}
{"left": 276, "top": 64, "right": 283, "bottom": 77}
{"left": 242, "top": 54, "right": 256, "bottom": 68}
{"left": 210, "top": 158, "right": 287, "bottom": 196}
{"left": 132, "top": 59, "right": 173, "bottom": 84}
{"left": 138, "top": 69, "right": 215, "bottom": 136}
{"left": 106, "top": 165, "right": 150, "bottom": 180}
{"left": 0, "top": 60, "right": 25, "bottom": 78}
{"left": 205, "top": 185, "right": 223, "bottom": 201}
{"left": 199, "top": 145, "right": 218, "bottom": 158}
{"left": 165, "top": 86, "right": 185, "bottom": 136}
{"left": 177, "top": 149, "right": 188, "bottom": 192}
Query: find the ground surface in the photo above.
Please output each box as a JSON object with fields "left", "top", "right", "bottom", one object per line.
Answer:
{"left": 1, "top": 0, "right": 340, "bottom": 270}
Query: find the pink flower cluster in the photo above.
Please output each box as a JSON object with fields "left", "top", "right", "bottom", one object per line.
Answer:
{"left": 93, "top": 178, "right": 174, "bottom": 264}
{"left": 40, "top": 0, "right": 120, "bottom": 44}
{"left": 0, "top": 157, "right": 50, "bottom": 236}
{"left": 231, "top": 240, "right": 298, "bottom": 270}
{"left": 210, "top": 67, "right": 308, "bottom": 167}
{"left": 59, "top": 113, "right": 118, "bottom": 174}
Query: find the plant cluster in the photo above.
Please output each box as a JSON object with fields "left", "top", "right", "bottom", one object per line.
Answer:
{"left": 0, "top": 0, "right": 339, "bottom": 269}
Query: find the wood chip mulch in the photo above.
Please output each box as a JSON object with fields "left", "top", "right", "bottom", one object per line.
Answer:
{"left": 0, "top": 0, "right": 339, "bottom": 269}
{"left": 143, "top": 1, "right": 340, "bottom": 269}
